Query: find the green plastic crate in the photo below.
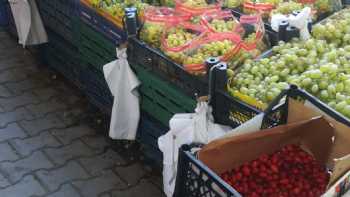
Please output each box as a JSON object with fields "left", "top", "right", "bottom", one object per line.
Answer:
{"left": 79, "top": 21, "right": 116, "bottom": 71}
{"left": 131, "top": 63, "right": 196, "bottom": 126}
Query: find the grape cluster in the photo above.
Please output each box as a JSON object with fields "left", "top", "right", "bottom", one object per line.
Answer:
{"left": 271, "top": 1, "right": 303, "bottom": 15}
{"left": 209, "top": 19, "right": 238, "bottom": 32}
{"left": 184, "top": 40, "right": 235, "bottom": 65}
{"left": 162, "top": 27, "right": 197, "bottom": 63}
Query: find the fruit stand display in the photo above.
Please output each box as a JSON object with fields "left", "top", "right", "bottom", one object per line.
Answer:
{"left": 29, "top": 0, "right": 350, "bottom": 177}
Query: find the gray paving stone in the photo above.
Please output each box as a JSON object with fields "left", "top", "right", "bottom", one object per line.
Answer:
{"left": 19, "top": 114, "right": 66, "bottom": 136}
{"left": 0, "top": 85, "right": 12, "bottom": 97}
{"left": 46, "top": 184, "right": 81, "bottom": 197}
{"left": 50, "top": 125, "right": 94, "bottom": 145}
{"left": 36, "top": 161, "right": 90, "bottom": 192}
{"left": 73, "top": 170, "right": 126, "bottom": 197}
{"left": 26, "top": 99, "right": 67, "bottom": 118}
{"left": 0, "top": 66, "right": 38, "bottom": 84}
{"left": 99, "top": 193, "right": 112, "bottom": 197}
{"left": 44, "top": 140, "right": 97, "bottom": 165}
{"left": 0, "top": 92, "right": 40, "bottom": 111}
{"left": 0, "top": 173, "right": 10, "bottom": 187}
{"left": 0, "top": 151, "right": 54, "bottom": 182}
{"left": 0, "top": 142, "right": 19, "bottom": 162}
{"left": 114, "top": 163, "right": 147, "bottom": 185}
{"left": 32, "top": 87, "right": 59, "bottom": 102}
{"left": 79, "top": 149, "right": 126, "bottom": 176}
{"left": 111, "top": 180, "right": 164, "bottom": 197}
{"left": 5, "top": 78, "right": 48, "bottom": 95}
{"left": 0, "top": 175, "right": 46, "bottom": 197}
{"left": 0, "top": 107, "right": 34, "bottom": 128}
{"left": 10, "top": 132, "right": 61, "bottom": 157}
{"left": 81, "top": 135, "right": 110, "bottom": 152}
{"left": 0, "top": 58, "right": 29, "bottom": 71}
{"left": 0, "top": 123, "right": 27, "bottom": 142}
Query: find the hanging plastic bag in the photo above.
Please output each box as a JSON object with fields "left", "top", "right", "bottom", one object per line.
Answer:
{"left": 182, "top": 32, "right": 243, "bottom": 74}
{"left": 139, "top": 6, "right": 191, "bottom": 48}
{"left": 160, "top": 22, "right": 207, "bottom": 64}
{"left": 200, "top": 10, "right": 240, "bottom": 33}
{"left": 158, "top": 101, "right": 232, "bottom": 197}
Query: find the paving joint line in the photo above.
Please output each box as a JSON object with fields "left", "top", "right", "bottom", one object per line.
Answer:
{"left": 0, "top": 148, "right": 111, "bottom": 190}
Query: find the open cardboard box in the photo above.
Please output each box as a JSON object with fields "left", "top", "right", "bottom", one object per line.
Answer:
{"left": 198, "top": 99, "right": 350, "bottom": 197}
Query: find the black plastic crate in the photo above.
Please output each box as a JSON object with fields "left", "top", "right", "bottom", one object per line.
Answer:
{"left": 0, "top": 0, "right": 8, "bottom": 26}
{"left": 36, "top": 0, "right": 79, "bottom": 46}
{"left": 5, "top": 1, "right": 16, "bottom": 37}
{"left": 78, "top": 20, "right": 117, "bottom": 71}
{"left": 174, "top": 86, "right": 350, "bottom": 197}
{"left": 137, "top": 112, "right": 169, "bottom": 166}
{"left": 229, "top": 6, "right": 337, "bottom": 45}
{"left": 127, "top": 37, "right": 208, "bottom": 98}
{"left": 43, "top": 30, "right": 82, "bottom": 87}
{"left": 80, "top": 64, "right": 114, "bottom": 115}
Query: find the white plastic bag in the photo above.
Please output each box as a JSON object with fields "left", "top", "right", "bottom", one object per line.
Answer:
{"left": 158, "top": 102, "right": 232, "bottom": 197}
{"left": 103, "top": 48, "right": 141, "bottom": 140}
{"left": 271, "top": 7, "right": 312, "bottom": 40}
{"left": 8, "top": 0, "right": 48, "bottom": 46}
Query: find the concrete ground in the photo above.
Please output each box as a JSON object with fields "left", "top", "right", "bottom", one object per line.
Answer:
{"left": 0, "top": 30, "right": 165, "bottom": 197}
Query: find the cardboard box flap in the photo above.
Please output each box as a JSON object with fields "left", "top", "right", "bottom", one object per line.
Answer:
{"left": 288, "top": 99, "right": 350, "bottom": 159}
{"left": 198, "top": 117, "right": 335, "bottom": 175}
{"left": 329, "top": 154, "right": 350, "bottom": 186}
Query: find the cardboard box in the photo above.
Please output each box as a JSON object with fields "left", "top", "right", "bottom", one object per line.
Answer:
{"left": 198, "top": 98, "right": 350, "bottom": 196}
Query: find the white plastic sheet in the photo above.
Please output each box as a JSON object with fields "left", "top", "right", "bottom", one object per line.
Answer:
{"left": 8, "top": 0, "right": 47, "bottom": 46}
{"left": 103, "top": 48, "right": 141, "bottom": 140}
{"left": 158, "top": 102, "right": 232, "bottom": 197}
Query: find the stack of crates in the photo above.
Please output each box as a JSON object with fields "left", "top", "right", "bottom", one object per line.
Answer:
{"left": 0, "top": 0, "right": 8, "bottom": 27}
{"left": 36, "top": 0, "right": 83, "bottom": 88}
{"left": 36, "top": 0, "right": 79, "bottom": 46}
{"left": 43, "top": 30, "right": 82, "bottom": 88}
{"left": 78, "top": 20, "right": 116, "bottom": 114}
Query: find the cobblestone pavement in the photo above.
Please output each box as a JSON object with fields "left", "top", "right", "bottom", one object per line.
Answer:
{"left": 0, "top": 31, "right": 165, "bottom": 197}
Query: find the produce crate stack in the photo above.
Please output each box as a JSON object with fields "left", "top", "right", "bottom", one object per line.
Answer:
{"left": 4, "top": 1, "right": 17, "bottom": 37}
{"left": 42, "top": 30, "right": 83, "bottom": 88}
{"left": 0, "top": 0, "right": 8, "bottom": 27}
{"left": 137, "top": 113, "right": 169, "bottom": 167}
{"left": 128, "top": 62, "right": 196, "bottom": 166}
{"left": 131, "top": 63, "right": 197, "bottom": 126}
{"left": 77, "top": 20, "right": 116, "bottom": 114}
{"left": 36, "top": 0, "right": 80, "bottom": 46}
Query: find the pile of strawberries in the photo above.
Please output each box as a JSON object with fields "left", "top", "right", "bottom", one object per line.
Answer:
{"left": 220, "top": 144, "right": 330, "bottom": 197}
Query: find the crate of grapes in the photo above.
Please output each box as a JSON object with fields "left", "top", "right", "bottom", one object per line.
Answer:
{"left": 127, "top": 37, "right": 209, "bottom": 98}
{"left": 79, "top": 0, "right": 127, "bottom": 44}
{"left": 174, "top": 86, "right": 350, "bottom": 197}
{"left": 223, "top": 7, "right": 350, "bottom": 123}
